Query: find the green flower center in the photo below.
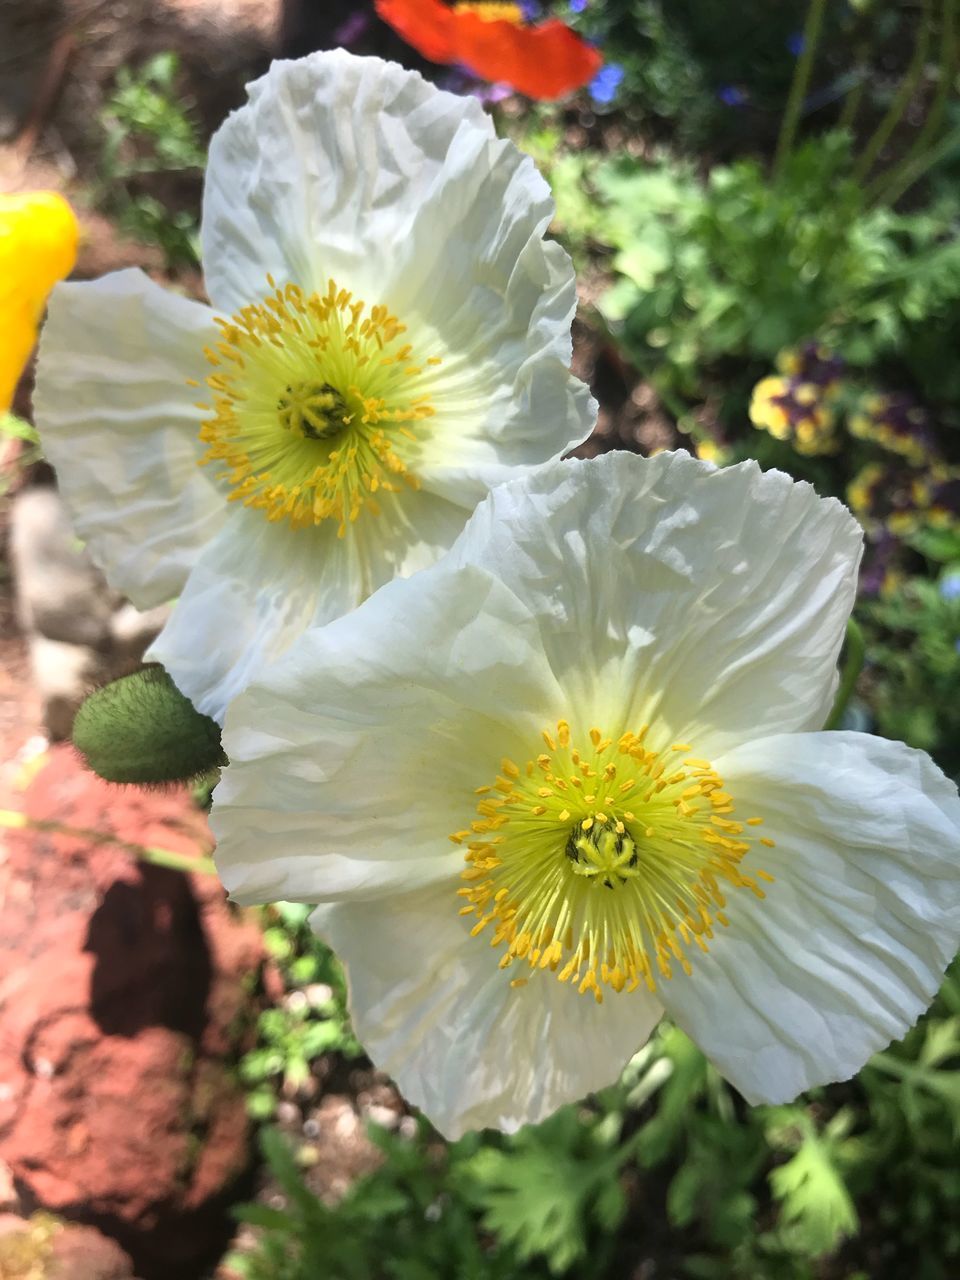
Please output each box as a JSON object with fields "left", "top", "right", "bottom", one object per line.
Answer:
{"left": 453, "top": 719, "right": 775, "bottom": 1002}
{"left": 194, "top": 277, "right": 443, "bottom": 536}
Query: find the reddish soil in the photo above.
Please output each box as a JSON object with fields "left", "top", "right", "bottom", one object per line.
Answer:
{"left": 0, "top": 746, "right": 268, "bottom": 1279}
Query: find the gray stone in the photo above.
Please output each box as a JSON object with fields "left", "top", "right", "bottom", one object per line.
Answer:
{"left": 109, "top": 602, "right": 171, "bottom": 665}
{"left": 10, "top": 487, "right": 112, "bottom": 649}
{"left": 28, "top": 635, "right": 107, "bottom": 741}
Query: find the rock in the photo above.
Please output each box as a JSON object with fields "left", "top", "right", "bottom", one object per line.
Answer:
{"left": 27, "top": 635, "right": 107, "bottom": 740}
{"left": 297, "top": 1096, "right": 383, "bottom": 1204}
{"left": 48, "top": 1223, "right": 138, "bottom": 1280}
{"left": 0, "top": 1157, "right": 18, "bottom": 1212}
{"left": 0, "top": 746, "right": 268, "bottom": 1279}
{"left": 10, "top": 487, "right": 112, "bottom": 649}
{"left": 108, "top": 602, "right": 171, "bottom": 666}
{"left": 0, "top": 1215, "right": 138, "bottom": 1279}
{"left": 10, "top": 485, "right": 174, "bottom": 739}
{"left": 0, "top": 1212, "right": 59, "bottom": 1276}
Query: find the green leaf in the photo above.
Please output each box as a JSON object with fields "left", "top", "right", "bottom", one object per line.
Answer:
{"left": 768, "top": 1114, "right": 858, "bottom": 1255}
{"left": 464, "top": 1108, "right": 624, "bottom": 1275}
{"left": 0, "top": 412, "right": 40, "bottom": 444}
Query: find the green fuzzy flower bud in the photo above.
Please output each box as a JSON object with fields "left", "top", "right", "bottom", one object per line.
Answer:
{"left": 72, "top": 666, "right": 228, "bottom": 785}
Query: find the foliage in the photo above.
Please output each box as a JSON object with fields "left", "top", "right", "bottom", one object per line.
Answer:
{"left": 0, "top": 413, "right": 43, "bottom": 506}
{"left": 226, "top": 1123, "right": 526, "bottom": 1280}
{"left": 463, "top": 1106, "right": 632, "bottom": 1275}
{"left": 544, "top": 130, "right": 960, "bottom": 418}
{"left": 0, "top": 411, "right": 42, "bottom": 473}
{"left": 95, "top": 53, "right": 204, "bottom": 270}
{"left": 230, "top": 961, "right": 960, "bottom": 1278}
{"left": 564, "top": 0, "right": 832, "bottom": 145}
{"left": 240, "top": 903, "right": 362, "bottom": 1120}
{"left": 863, "top": 564, "right": 960, "bottom": 773}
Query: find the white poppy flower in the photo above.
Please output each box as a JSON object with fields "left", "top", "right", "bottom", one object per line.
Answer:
{"left": 211, "top": 451, "right": 960, "bottom": 1137}
{"left": 33, "top": 50, "right": 594, "bottom": 722}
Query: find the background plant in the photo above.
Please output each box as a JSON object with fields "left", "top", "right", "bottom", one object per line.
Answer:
{"left": 93, "top": 52, "right": 205, "bottom": 270}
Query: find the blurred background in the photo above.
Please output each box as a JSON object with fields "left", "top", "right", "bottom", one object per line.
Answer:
{"left": 2, "top": 1, "right": 960, "bottom": 1277}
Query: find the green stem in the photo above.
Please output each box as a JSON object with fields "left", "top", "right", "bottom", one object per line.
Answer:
{"left": 868, "top": 118, "right": 960, "bottom": 205}
{"left": 651, "top": 375, "right": 710, "bottom": 448}
{"left": 914, "top": 0, "right": 957, "bottom": 155}
{"left": 0, "top": 808, "right": 218, "bottom": 877}
{"left": 774, "top": 0, "right": 829, "bottom": 179}
{"left": 837, "top": 0, "right": 880, "bottom": 132}
{"left": 837, "top": 62, "right": 870, "bottom": 133}
{"left": 853, "top": 0, "right": 933, "bottom": 183}
{"left": 869, "top": 0, "right": 957, "bottom": 204}
{"left": 824, "top": 618, "right": 866, "bottom": 730}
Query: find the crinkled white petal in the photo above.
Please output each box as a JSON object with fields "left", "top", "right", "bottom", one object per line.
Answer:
{"left": 385, "top": 139, "right": 595, "bottom": 496}
{"left": 203, "top": 50, "right": 494, "bottom": 310}
{"left": 150, "top": 485, "right": 474, "bottom": 725}
{"left": 33, "top": 270, "right": 225, "bottom": 608}
{"left": 311, "top": 882, "right": 663, "bottom": 1138}
{"left": 212, "top": 561, "right": 565, "bottom": 902}
{"left": 203, "top": 50, "right": 594, "bottom": 497}
{"left": 38, "top": 54, "right": 597, "bottom": 724}
{"left": 447, "top": 451, "right": 863, "bottom": 754}
{"left": 659, "top": 731, "right": 960, "bottom": 1103}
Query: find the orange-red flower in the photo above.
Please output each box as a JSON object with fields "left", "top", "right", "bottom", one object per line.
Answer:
{"left": 374, "top": 1, "right": 602, "bottom": 100}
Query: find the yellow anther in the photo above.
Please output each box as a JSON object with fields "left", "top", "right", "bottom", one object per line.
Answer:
{"left": 196, "top": 275, "right": 440, "bottom": 531}
{"left": 454, "top": 720, "right": 769, "bottom": 1003}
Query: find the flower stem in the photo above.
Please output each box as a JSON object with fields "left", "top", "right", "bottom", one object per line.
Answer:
{"left": 868, "top": 0, "right": 958, "bottom": 205}
{"left": 0, "top": 808, "right": 218, "bottom": 877}
{"left": 774, "top": 0, "right": 829, "bottom": 179}
{"left": 912, "top": 0, "right": 957, "bottom": 159}
{"left": 824, "top": 618, "right": 866, "bottom": 731}
{"left": 853, "top": 0, "right": 933, "bottom": 184}
{"left": 868, "top": 119, "right": 960, "bottom": 206}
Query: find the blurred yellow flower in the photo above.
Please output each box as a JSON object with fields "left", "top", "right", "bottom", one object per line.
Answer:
{"left": 694, "top": 438, "right": 731, "bottom": 466}
{"left": 0, "top": 191, "right": 78, "bottom": 411}
{"left": 749, "top": 374, "right": 839, "bottom": 456}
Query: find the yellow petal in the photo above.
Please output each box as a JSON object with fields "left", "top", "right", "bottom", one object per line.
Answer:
{"left": 0, "top": 191, "right": 79, "bottom": 410}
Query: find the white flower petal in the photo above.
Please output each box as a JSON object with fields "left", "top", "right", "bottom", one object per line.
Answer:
{"left": 33, "top": 53, "right": 600, "bottom": 742}
{"left": 447, "top": 451, "right": 863, "bottom": 752}
{"left": 150, "top": 485, "right": 475, "bottom": 725}
{"left": 202, "top": 51, "right": 594, "bottom": 496}
{"left": 212, "top": 560, "right": 564, "bottom": 903}
{"left": 659, "top": 731, "right": 960, "bottom": 1103}
{"left": 386, "top": 141, "right": 595, "bottom": 491}
{"left": 202, "top": 50, "right": 494, "bottom": 311}
{"left": 33, "top": 270, "right": 225, "bottom": 607}
{"left": 312, "top": 882, "right": 663, "bottom": 1138}
{"left": 146, "top": 506, "right": 327, "bottom": 722}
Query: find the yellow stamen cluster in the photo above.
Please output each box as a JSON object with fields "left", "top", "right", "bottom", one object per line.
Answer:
{"left": 452, "top": 720, "right": 774, "bottom": 1002}
{"left": 194, "top": 277, "right": 442, "bottom": 535}
{"left": 453, "top": 3, "right": 526, "bottom": 23}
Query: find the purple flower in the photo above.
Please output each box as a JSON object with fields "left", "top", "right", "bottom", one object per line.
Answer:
{"left": 332, "top": 13, "right": 370, "bottom": 45}
{"left": 520, "top": 0, "right": 543, "bottom": 18}
{"left": 718, "top": 85, "right": 750, "bottom": 107}
{"left": 787, "top": 31, "right": 805, "bottom": 57}
{"left": 941, "top": 575, "right": 960, "bottom": 602}
{"left": 589, "top": 63, "right": 624, "bottom": 105}
{"left": 848, "top": 391, "right": 936, "bottom": 466}
{"left": 569, "top": 0, "right": 588, "bottom": 12}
